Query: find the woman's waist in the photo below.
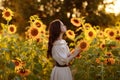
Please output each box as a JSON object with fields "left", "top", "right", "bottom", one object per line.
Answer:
{"left": 55, "top": 62, "right": 69, "bottom": 67}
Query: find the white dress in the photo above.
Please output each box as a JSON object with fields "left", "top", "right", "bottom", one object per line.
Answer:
{"left": 50, "top": 39, "right": 73, "bottom": 80}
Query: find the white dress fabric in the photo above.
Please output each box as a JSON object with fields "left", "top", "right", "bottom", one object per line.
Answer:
{"left": 50, "top": 39, "right": 73, "bottom": 80}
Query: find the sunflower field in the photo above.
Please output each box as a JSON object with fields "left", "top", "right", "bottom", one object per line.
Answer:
{"left": 0, "top": 8, "right": 120, "bottom": 80}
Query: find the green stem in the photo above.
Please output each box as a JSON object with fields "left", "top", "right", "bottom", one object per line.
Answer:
{"left": 87, "top": 67, "right": 90, "bottom": 79}
{"left": 101, "top": 62, "right": 104, "bottom": 80}
{"left": 4, "top": 20, "right": 10, "bottom": 34}
{"left": 7, "top": 20, "right": 10, "bottom": 25}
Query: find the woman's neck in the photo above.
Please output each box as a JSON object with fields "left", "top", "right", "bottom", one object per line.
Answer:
{"left": 57, "top": 33, "right": 63, "bottom": 40}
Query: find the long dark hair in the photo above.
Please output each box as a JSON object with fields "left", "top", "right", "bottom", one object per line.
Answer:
{"left": 47, "top": 20, "right": 61, "bottom": 58}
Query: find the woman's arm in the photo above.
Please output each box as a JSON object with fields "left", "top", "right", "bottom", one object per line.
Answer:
{"left": 64, "top": 47, "right": 81, "bottom": 65}
{"left": 52, "top": 46, "right": 82, "bottom": 65}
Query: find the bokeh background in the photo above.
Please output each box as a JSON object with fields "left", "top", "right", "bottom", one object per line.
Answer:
{"left": 0, "top": 0, "right": 120, "bottom": 34}
{"left": 0, "top": 0, "right": 120, "bottom": 80}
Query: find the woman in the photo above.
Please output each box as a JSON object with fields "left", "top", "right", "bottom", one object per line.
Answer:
{"left": 47, "top": 19, "right": 81, "bottom": 80}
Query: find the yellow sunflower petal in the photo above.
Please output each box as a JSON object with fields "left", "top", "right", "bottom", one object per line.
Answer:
{"left": 8, "top": 25, "right": 17, "bottom": 34}
{"left": 33, "top": 20, "right": 43, "bottom": 28}
{"left": 84, "top": 28, "right": 97, "bottom": 41}
{"left": 28, "top": 26, "right": 40, "bottom": 39}
{"left": 66, "top": 30, "right": 75, "bottom": 40}
{"left": 106, "top": 29, "right": 116, "bottom": 40}
{"left": 17, "top": 69, "right": 31, "bottom": 77}
{"left": 99, "top": 40, "right": 106, "bottom": 50}
{"left": 97, "top": 30, "right": 105, "bottom": 39}
{"left": 2, "top": 8, "right": 14, "bottom": 21}
{"left": 71, "top": 17, "right": 81, "bottom": 27}
{"left": 78, "top": 39, "right": 89, "bottom": 51}
{"left": 83, "top": 23, "right": 92, "bottom": 30}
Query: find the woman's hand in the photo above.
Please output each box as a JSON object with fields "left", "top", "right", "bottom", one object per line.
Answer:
{"left": 74, "top": 47, "right": 80, "bottom": 53}
{"left": 72, "top": 46, "right": 82, "bottom": 57}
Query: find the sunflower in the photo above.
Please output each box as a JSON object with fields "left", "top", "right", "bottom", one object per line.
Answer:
{"left": 17, "top": 68, "right": 31, "bottom": 77}
{"left": 29, "top": 15, "right": 40, "bottom": 22}
{"left": 33, "top": 20, "right": 43, "bottom": 28}
{"left": 116, "top": 29, "right": 120, "bottom": 35}
{"left": 8, "top": 25, "right": 17, "bottom": 34}
{"left": 70, "top": 17, "right": 81, "bottom": 27}
{"left": 12, "top": 60, "right": 21, "bottom": 67}
{"left": 105, "top": 52, "right": 113, "bottom": 57}
{"left": 107, "top": 29, "right": 116, "bottom": 39}
{"left": 115, "top": 35, "right": 120, "bottom": 42}
{"left": 96, "top": 57, "right": 105, "bottom": 64}
{"left": 66, "top": 30, "right": 75, "bottom": 40}
{"left": 12, "top": 58, "right": 25, "bottom": 67}
{"left": 104, "top": 28, "right": 111, "bottom": 34}
{"left": 83, "top": 23, "right": 92, "bottom": 30}
{"left": 28, "top": 27, "right": 40, "bottom": 39}
{"left": 104, "top": 28, "right": 111, "bottom": 37}
{"left": 99, "top": 41, "right": 106, "bottom": 50}
{"left": 104, "top": 58, "right": 115, "bottom": 65}
{"left": 93, "top": 26, "right": 100, "bottom": 31}
{"left": 84, "top": 28, "right": 96, "bottom": 41}
{"left": 25, "top": 31, "right": 30, "bottom": 39}
{"left": 97, "top": 30, "right": 105, "bottom": 38}
{"left": 96, "top": 58, "right": 101, "bottom": 64}
{"left": 107, "top": 58, "right": 115, "bottom": 65}
{"left": 40, "top": 29, "right": 46, "bottom": 35}
{"left": 115, "top": 21, "right": 120, "bottom": 27}
{"left": 2, "top": 8, "right": 14, "bottom": 21}
{"left": 78, "top": 40, "right": 89, "bottom": 51}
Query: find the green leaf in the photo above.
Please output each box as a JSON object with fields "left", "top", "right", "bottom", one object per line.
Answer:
{"left": 6, "top": 61, "right": 15, "bottom": 70}
{"left": 1, "top": 23, "right": 6, "bottom": 29}
{"left": 14, "top": 76, "right": 22, "bottom": 80}
{"left": 33, "top": 63, "right": 42, "bottom": 74}
{"left": 75, "top": 33, "right": 84, "bottom": 42}
{"left": 69, "top": 42, "right": 75, "bottom": 47}
{"left": 0, "top": 69, "right": 3, "bottom": 74}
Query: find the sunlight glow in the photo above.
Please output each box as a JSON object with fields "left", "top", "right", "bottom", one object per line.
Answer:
{"left": 98, "top": 4, "right": 104, "bottom": 11}
{"left": 104, "top": 0, "right": 120, "bottom": 15}
{"left": 0, "top": 0, "right": 4, "bottom": 10}
{"left": 103, "top": 0, "right": 114, "bottom": 4}
{"left": 114, "top": 0, "right": 120, "bottom": 15}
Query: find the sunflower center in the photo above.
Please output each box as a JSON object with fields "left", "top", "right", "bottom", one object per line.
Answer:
{"left": 73, "top": 19, "right": 79, "bottom": 23}
{"left": 102, "top": 44, "right": 105, "bottom": 48}
{"left": 41, "top": 31, "right": 44, "bottom": 34}
{"left": 100, "top": 32, "right": 103, "bottom": 35}
{"left": 10, "top": 27, "right": 14, "bottom": 32}
{"left": 27, "top": 35, "right": 29, "bottom": 38}
{"left": 107, "top": 52, "right": 112, "bottom": 57}
{"left": 31, "top": 28, "right": 38, "bottom": 36}
{"left": 116, "top": 23, "right": 119, "bottom": 26}
{"left": 15, "top": 61, "right": 20, "bottom": 66}
{"left": 36, "top": 22, "right": 41, "bottom": 27}
{"left": 68, "top": 31, "right": 73, "bottom": 35}
{"left": 36, "top": 38, "right": 40, "bottom": 42}
{"left": 117, "top": 30, "right": 119, "bottom": 34}
{"left": 5, "top": 11, "right": 10, "bottom": 17}
{"left": 88, "top": 31, "right": 93, "bottom": 37}
{"left": 109, "top": 31, "right": 114, "bottom": 36}
{"left": 116, "top": 36, "right": 120, "bottom": 40}
{"left": 80, "top": 42, "right": 87, "bottom": 49}
{"left": 20, "top": 69, "right": 26, "bottom": 73}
